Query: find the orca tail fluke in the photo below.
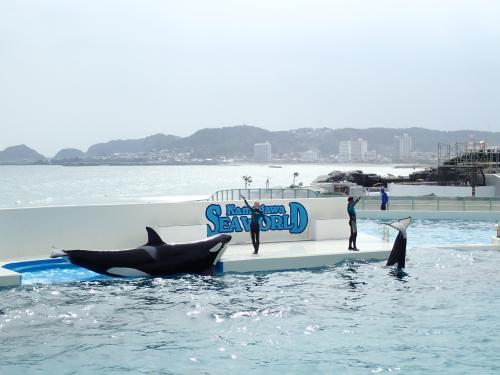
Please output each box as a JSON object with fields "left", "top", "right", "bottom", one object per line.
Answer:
{"left": 385, "top": 217, "right": 411, "bottom": 269}
{"left": 50, "top": 249, "right": 67, "bottom": 258}
{"left": 387, "top": 217, "right": 411, "bottom": 238}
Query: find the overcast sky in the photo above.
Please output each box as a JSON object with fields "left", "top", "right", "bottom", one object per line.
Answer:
{"left": 1, "top": 0, "right": 499, "bottom": 156}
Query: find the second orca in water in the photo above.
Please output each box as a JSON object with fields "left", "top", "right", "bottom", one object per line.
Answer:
{"left": 51, "top": 227, "right": 232, "bottom": 277}
{"left": 385, "top": 217, "right": 411, "bottom": 269}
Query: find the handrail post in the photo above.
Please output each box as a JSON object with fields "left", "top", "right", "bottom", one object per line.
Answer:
{"left": 238, "top": 189, "right": 241, "bottom": 200}
{"left": 411, "top": 198, "right": 414, "bottom": 210}
{"left": 248, "top": 189, "right": 250, "bottom": 200}
{"left": 259, "top": 189, "right": 261, "bottom": 200}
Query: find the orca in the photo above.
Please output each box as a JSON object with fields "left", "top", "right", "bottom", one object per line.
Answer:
{"left": 385, "top": 217, "right": 411, "bottom": 269}
{"left": 50, "top": 227, "right": 232, "bottom": 277}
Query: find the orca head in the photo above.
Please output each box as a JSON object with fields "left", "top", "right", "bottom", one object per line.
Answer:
{"left": 219, "top": 234, "right": 232, "bottom": 246}
{"left": 208, "top": 234, "right": 232, "bottom": 251}
{"left": 208, "top": 234, "right": 232, "bottom": 265}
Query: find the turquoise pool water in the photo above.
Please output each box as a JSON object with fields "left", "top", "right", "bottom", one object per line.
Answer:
{"left": 359, "top": 219, "right": 496, "bottom": 246}
{"left": 1, "top": 219, "right": 499, "bottom": 374}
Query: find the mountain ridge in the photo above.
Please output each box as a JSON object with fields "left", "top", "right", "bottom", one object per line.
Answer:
{"left": 1, "top": 126, "right": 500, "bottom": 163}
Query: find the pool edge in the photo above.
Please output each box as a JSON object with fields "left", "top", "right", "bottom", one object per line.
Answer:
{"left": 0, "top": 267, "right": 21, "bottom": 288}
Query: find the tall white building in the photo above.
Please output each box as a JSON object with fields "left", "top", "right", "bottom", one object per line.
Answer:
{"left": 339, "top": 139, "right": 367, "bottom": 162}
{"left": 338, "top": 141, "right": 351, "bottom": 162}
{"left": 300, "top": 150, "right": 319, "bottom": 162}
{"left": 351, "top": 139, "right": 368, "bottom": 161}
{"left": 396, "top": 134, "right": 412, "bottom": 159}
{"left": 253, "top": 142, "right": 272, "bottom": 163}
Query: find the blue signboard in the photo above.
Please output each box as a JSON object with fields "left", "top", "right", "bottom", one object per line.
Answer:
{"left": 206, "top": 202, "right": 308, "bottom": 236}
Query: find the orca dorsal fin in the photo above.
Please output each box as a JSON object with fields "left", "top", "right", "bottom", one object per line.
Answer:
{"left": 145, "top": 227, "right": 166, "bottom": 246}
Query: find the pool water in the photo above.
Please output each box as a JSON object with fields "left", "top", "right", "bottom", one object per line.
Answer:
{"left": 3, "top": 259, "right": 108, "bottom": 285}
{"left": 1, "top": 219, "right": 499, "bottom": 374}
{"left": 359, "top": 219, "right": 496, "bottom": 246}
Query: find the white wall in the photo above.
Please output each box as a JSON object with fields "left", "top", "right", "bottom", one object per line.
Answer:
{"left": 387, "top": 183, "right": 496, "bottom": 197}
{"left": 485, "top": 174, "right": 500, "bottom": 197}
{"left": 0, "top": 197, "right": 349, "bottom": 261}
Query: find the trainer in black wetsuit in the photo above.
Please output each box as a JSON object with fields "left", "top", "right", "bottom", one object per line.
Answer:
{"left": 242, "top": 196, "right": 266, "bottom": 254}
{"left": 347, "top": 196, "right": 361, "bottom": 251}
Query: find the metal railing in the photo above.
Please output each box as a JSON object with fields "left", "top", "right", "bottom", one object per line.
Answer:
{"left": 209, "top": 188, "right": 324, "bottom": 201}
{"left": 358, "top": 196, "right": 500, "bottom": 212}
{"left": 208, "top": 189, "right": 500, "bottom": 211}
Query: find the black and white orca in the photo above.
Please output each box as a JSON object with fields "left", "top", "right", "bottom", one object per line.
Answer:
{"left": 50, "top": 227, "right": 232, "bottom": 277}
{"left": 385, "top": 217, "right": 411, "bottom": 269}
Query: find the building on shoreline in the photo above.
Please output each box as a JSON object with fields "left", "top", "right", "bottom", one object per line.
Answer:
{"left": 395, "top": 134, "right": 413, "bottom": 160}
{"left": 338, "top": 139, "right": 368, "bottom": 162}
{"left": 253, "top": 142, "right": 272, "bottom": 163}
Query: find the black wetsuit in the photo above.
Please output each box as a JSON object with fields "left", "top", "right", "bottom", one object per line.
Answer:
{"left": 243, "top": 198, "right": 265, "bottom": 254}
{"left": 347, "top": 198, "right": 360, "bottom": 250}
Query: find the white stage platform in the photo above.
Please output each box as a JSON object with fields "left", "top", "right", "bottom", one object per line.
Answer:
{"left": 0, "top": 267, "right": 21, "bottom": 288}
{"left": 217, "top": 233, "right": 392, "bottom": 273}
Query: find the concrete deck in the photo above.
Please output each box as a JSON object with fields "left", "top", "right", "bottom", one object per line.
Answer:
{"left": 217, "top": 233, "right": 392, "bottom": 273}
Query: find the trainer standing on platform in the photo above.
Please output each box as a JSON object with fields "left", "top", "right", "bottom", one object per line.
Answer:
{"left": 241, "top": 195, "right": 267, "bottom": 254}
{"left": 347, "top": 196, "right": 361, "bottom": 251}
{"left": 380, "top": 188, "right": 389, "bottom": 210}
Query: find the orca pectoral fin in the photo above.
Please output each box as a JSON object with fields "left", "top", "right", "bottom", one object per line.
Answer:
{"left": 106, "top": 267, "right": 150, "bottom": 277}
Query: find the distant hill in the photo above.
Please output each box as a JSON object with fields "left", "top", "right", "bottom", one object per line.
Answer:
{"left": 0, "top": 145, "right": 46, "bottom": 164}
{"left": 3, "top": 126, "right": 500, "bottom": 164}
{"left": 174, "top": 126, "right": 274, "bottom": 157}
{"left": 86, "top": 133, "right": 180, "bottom": 157}
{"left": 53, "top": 148, "right": 86, "bottom": 160}
{"left": 143, "top": 126, "right": 500, "bottom": 157}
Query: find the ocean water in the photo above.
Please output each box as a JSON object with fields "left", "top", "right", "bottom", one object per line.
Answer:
{"left": 0, "top": 164, "right": 420, "bottom": 208}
